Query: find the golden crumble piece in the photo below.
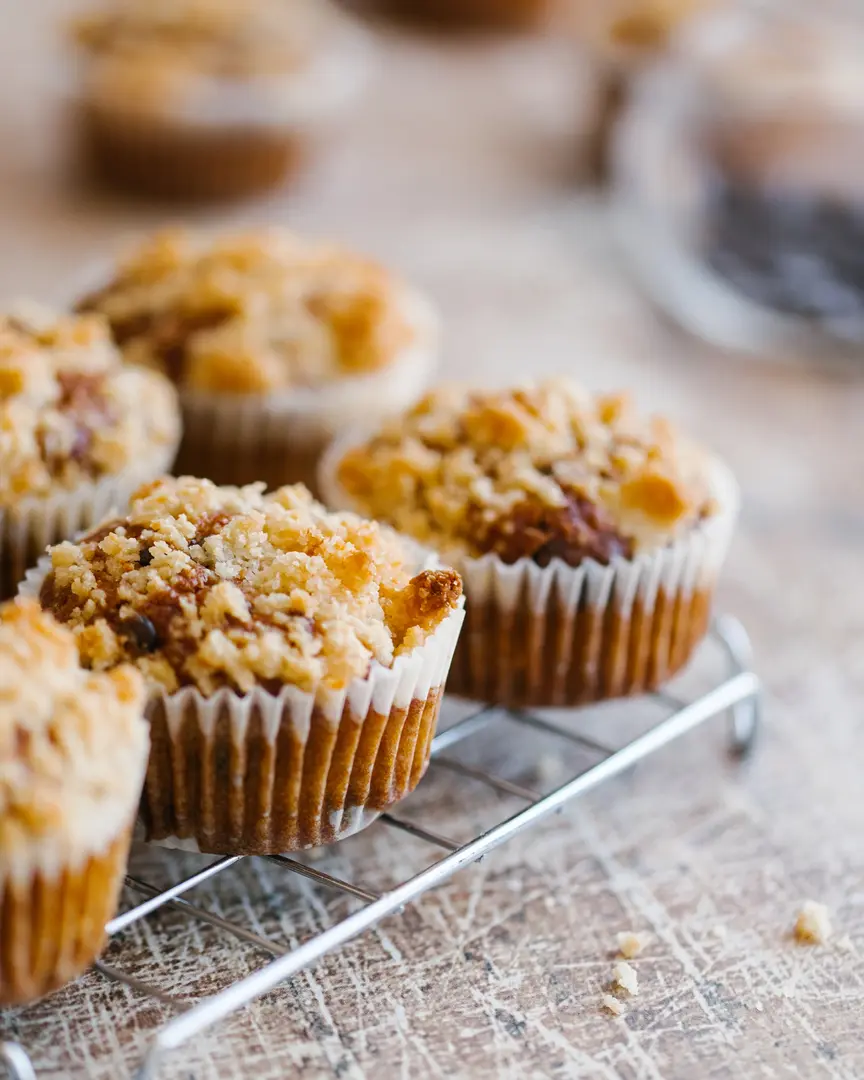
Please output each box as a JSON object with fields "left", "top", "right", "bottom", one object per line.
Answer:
{"left": 0, "top": 305, "right": 180, "bottom": 507}
{"left": 336, "top": 379, "right": 717, "bottom": 566}
{"left": 76, "top": 229, "right": 417, "bottom": 394}
{"left": 611, "top": 960, "right": 639, "bottom": 996}
{"left": 794, "top": 901, "right": 833, "bottom": 946}
{"left": 616, "top": 931, "right": 654, "bottom": 959}
{"left": 601, "top": 993, "right": 627, "bottom": 1016}
{"left": 0, "top": 599, "right": 148, "bottom": 861}
{"left": 39, "top": 476, "right": 461, "bottom": 697}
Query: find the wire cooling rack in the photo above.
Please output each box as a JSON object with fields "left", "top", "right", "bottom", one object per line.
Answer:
{"left": 0, "top": 615, "right": 760, "bottom": 1080}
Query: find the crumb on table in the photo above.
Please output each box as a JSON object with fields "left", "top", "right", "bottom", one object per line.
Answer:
{"left": 793, "top": 901, "right": 832, "bottom": 945}
{"left": 616, "top": 930, "right": 653, "bottom": 959}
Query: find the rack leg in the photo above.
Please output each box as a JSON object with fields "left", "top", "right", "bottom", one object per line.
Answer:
{"left": 0, "top": 1043, "right": 37, "bottom": 1080}
{"left": 712, "top": 615, "right": 761, "bottom": 757}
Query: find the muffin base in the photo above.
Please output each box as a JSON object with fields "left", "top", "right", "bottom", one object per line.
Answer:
{"left": 368, "top": 0, "right": 549, "bottom": 30}
{"left": 141, "top": 687, "right": 445, "bottom": 855}
{"left": 78, "top": 104, "right": 307, "bottom": 203}
{"left": 0, "top": 831, "right": 132, "bottom": 1006}
{"left": 449, "top": 585, "right": 713, "bottom": 707}
{"left": 173, "top": 421, "right": 326, "bottom": 496}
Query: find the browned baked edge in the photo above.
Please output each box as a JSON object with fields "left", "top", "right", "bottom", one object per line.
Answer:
{"left": 0, "top": 830, "right": 133, "bottom": 1006}
{"left": 173, "top": 416, "right": 327, "bottom": 495}
{"left": 141, "top": 686, "right": 444, "bottom": 854}
{"left": 363, "top": 0, "right": 549, "bottom": 30}
{"left": 447, "top": 585, "right": 714, "bottom": 707}
{"left": 77, "top": 103, "right": 308, "bottom": 203}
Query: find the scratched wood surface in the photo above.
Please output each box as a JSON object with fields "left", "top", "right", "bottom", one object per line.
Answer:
{"left": 3, "top": 4, "right": 864, "bottom": 1079}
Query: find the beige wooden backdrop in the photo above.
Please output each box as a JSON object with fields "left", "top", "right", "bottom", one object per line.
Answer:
{"left": 2, "top": 4, "right": 864, "bottom": 1078}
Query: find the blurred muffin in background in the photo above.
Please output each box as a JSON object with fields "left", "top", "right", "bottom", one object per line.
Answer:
{"left": 76, "top": 229, "right": 439, "bottom": 493}
{"left": 69, "top": 0, "right": 369, "bottom": 202}
{"left": 567, "top": 0, "right": 717, "bottom": 181}
{"left": 349, "top": 0, "right": 552, "bottom": 33}
{"left": 0, "top": 306, "right": 180, "bottom": 599}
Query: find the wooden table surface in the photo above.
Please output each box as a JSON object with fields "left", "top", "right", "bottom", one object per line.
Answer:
{"left": 3, "top": 5, "right": 864, "bottom": 1079}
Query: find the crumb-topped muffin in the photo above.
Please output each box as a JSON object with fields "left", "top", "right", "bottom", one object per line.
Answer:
{"left": 32, "top": 476, "right": 464, "bottom": 853}
{"left": 70, "top": 0, "right": 367, "bottom": 201}
{"left": 0, "top": 305, "right": 180, "bottom": 599}
{"left": 0, "top": 599, "right": 148, "bottom": 1006}
{"left": 77, "top": 229, "right": 436, "bottom": 493}
{"left": 323, "top": 379, "right": 739, "bottom": 707}
{"left": 335, "top": 380, "right": 716, "bottom": 564}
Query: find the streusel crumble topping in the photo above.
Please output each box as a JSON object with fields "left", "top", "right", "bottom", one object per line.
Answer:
{"left": 0, "top": 306, "right": 179, "bottom": 506}
{"left": 77, "top": 230, "right": 415, "bottom": 394}
{"left": 40, "top": 477, "right": 462, "bottom": 696}
{"left": 336, "top": 380, "right": 717, "bottom": 566}
{"left": 0, "top": 599, "right": 147, "bottom": 859}
{"left": 73, "top": 0, "right": 337, "bottom": 111}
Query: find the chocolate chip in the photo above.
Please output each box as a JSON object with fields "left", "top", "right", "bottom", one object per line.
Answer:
{"left": 118, "top": 614, "right": 159, "bottom": 653}
{"left": 139, "top": 547, "right": 153, "bottom": 568}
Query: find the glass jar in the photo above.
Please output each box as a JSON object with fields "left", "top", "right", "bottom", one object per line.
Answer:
{"left": 611, "top": 0, "right": 864, "bottom": 367}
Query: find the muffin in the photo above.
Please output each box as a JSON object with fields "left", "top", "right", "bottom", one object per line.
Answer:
{"left": 76, "top": 229, "right": 438, "bottom": 494}
{"left": 321, "top": 379, "right": 739, "bottom": 708}
{"left": 0, "top": 599, "right": 148, "bottom": 1006}
{"left": 26, "top": 477, "right": 464, "bottom": 854}
{"left": 69, "top": 0, "right": 368, "bottom": 202}
{"left": 0, "top": 306, "right": 180, "bottom": 599}
{"left": 569, "top": 0, "right": 716, "bottom": 181}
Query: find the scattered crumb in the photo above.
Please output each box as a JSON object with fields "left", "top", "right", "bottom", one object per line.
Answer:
{"left": 753, "top": 1001, "right": 764, "bottom": 1013}
{"left": 712, "top": 924, "right": 728, "bottom": 940}
{"left": 616, "top": 931, "right": 653, "bottom": 959}
{"left": 534, "top": 754, "right": 561, "bottom": 787}
{"left": 836, "top": 935, "right": 854, "bottom": 954}
{"left": 794, "top": 901, "right": 832, "bottom": 945}
{"left": 612, "top": 960, "right": 639, "bottom": 996}
{"left": 601, "top": 993, "right": 626, "bottom": 1016}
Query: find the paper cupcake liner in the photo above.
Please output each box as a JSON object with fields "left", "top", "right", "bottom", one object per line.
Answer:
{"left": 0, "top": 446, "right": 177, "bottom": 601}
{"left": 320, "top": 439, "right": 740, "bottom": 708}
{"left": 22, "top": 549, "right": 465, "bottom": 855}
{"left": 0, "top": 827, "right": 134, "bottom": 1006}
{"left": 173, "top": 289, "right": 439, "bottom": 494}
{"left": 141, "top": 598, "right": 463, "bottom": 855}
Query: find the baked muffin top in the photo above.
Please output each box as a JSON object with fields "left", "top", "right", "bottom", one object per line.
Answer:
{"left": 335, "top": 380, "right": 718, "bottom": 566}
{"left": 72, "top": 0, "right": 340, "bottom": 107}
{"left": 0, "top": 599, "right": 147, "bottom": 872}
{"left": 40, "top": 476, "right": 462, "bottom": 697}
{"left": 0, "top": 306, "right": 180, "bottom": 507}
{"left": 77, "top": 230, "right": 418, "bottom": 395}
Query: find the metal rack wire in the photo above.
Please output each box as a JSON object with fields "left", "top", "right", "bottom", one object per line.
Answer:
{"left": 0, "top": 615, "right": 761, "bottom": 1080}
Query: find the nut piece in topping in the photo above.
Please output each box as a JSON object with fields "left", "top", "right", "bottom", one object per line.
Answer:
{"left": 793, "top": 901, "right": 832, "bottom": 946}
{"left": 616, "top": 930, "right": 653, "bottom": 959}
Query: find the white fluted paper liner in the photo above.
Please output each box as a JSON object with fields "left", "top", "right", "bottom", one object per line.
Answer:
{"left": 319, "top": 433, "right": 740, "bottom": 705}
{"left": 1, "top": 444, "right": 177, "bottom": 600}
{"left": 23, "top": 545, "right": 465, "bottom": 853}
